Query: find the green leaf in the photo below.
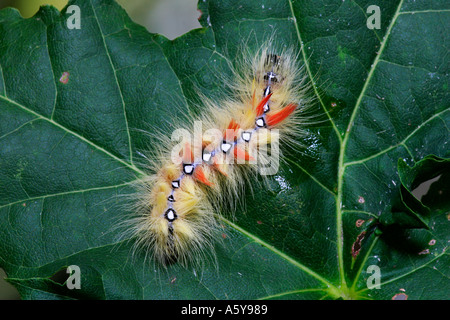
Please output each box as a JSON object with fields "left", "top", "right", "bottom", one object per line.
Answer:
{"left": 378, "top": 155, "right": 448, "bottom": 229}
{"left": 0, "top": 0, "right": 449, "bottom": 300}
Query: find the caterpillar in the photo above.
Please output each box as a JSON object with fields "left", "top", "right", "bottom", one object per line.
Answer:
{"left": 121, "top": 41, "right": 311, "bottom": 267}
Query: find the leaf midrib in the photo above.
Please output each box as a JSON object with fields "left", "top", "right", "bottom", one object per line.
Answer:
{"left": 336, "top": 0, "right": 405, "bottom": 290}
{"left": 288, "top": 0, "right": 407, "bottom": 291}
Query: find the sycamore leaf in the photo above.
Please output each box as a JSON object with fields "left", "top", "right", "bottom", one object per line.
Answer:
{"left": 0, "top": 0, "right": 449, "bottom": 300}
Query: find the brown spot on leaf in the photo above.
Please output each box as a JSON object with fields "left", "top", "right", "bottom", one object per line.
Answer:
{"left": 351, "top": 231, "right": 366, "bottom": 258}
{"left": 358, "top": 196, "right": 365, "bottom": 204}
{"left": 392, "top": 293, "right": 408, "bottom": 300}
{"left": 355, "top": 219, "right": 365, "bottom": 227}
{"left": 59, "top": 72, "right": 69, "bottom": 84}
{"left": 428, "top": 239, "right": 436, "bottom": 246}
{"left": 418, "top": 248, "right": 430, "bottom": 255}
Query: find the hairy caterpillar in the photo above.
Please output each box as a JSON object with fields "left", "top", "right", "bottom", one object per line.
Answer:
{"left": 120, "top": 41, "right": 311, "bottom": 267}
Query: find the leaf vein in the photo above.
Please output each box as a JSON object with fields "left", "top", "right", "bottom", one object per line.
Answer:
{"left": 0, "top": 181, "right": 133, "bottom": 210}
{"left": 344, "top": 108, "right": 449, "bottom": 166}
{"left": 219, "top": 216, "right": 337, "bottom": 291}
{"left": 0, "top": 95, "right": 145, "bottom": 176}
{"left": 89, "top": 0, "right": 133, "bottom": 164}
{"left": 287, "top": 0, "right": 342, "bottom": 143}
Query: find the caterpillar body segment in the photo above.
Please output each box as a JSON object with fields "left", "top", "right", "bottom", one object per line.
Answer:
{"left": 126, "top": 42, "right": 311, "bottom": 267}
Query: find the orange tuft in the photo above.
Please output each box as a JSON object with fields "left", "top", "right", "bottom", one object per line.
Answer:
{"left": 194, "top": 166, "right": 214, "bottom": 187}
{"left": 233, "top": 147, "right": 254, "bottom": 161}
{"left": 223, "top": 119, "right": 240, "bottom": 140}
{"left": 266, "top": 104, "right": 297, "bottom": 127}
{"left": 255, "top": 93, "right": 272, "bottom": 116}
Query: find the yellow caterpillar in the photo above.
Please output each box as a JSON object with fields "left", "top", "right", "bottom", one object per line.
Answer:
{"left": 121, "top": 41, "right": 311, "bottom": 267}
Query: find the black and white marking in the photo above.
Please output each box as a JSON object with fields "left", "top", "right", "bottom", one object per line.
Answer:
{"left": 165, "top": 208, "right": 177, "bottom": 222}
{"left": 171, "top": 180, "right": 180, "bottom": 189}
{"left": 163, "top": 60, "right": 283, "bottom": 227}
{"left": 183, "top": 163, "right": 194, "bottom": 175}
{"left": 202, "top": 149, "right": 213, "bottom": 163}
{"left": 221, "top": 141, "right": 233, "bottom": 154}
{"left": 241, "top": 131, "right": 252, "bottom": 142}
{"left": 264, "top": 71, "right": 278, "bottom": 83}
{"left": 256, "top": 117, "right": 266, "bottom": 128}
